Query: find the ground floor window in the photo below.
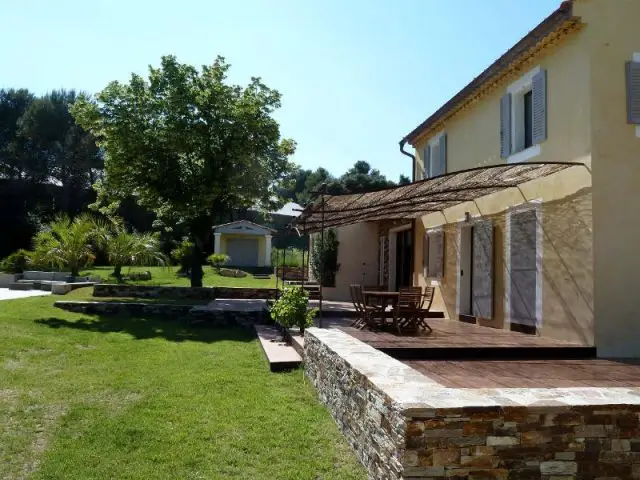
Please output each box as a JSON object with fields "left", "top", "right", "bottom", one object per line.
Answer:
{"left": 424, "top": 229, "right": 444, "bottom": 279}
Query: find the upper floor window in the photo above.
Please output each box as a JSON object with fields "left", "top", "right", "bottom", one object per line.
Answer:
{"left": 501, "top": 66, "right": 547, "bottom": 163}
{"left": 419, "top": 132, "right": 447, "bottom": 180}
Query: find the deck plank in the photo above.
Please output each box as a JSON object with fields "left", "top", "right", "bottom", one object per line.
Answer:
{"left": 405, "top": 359, "right": 640, "bottom": 388}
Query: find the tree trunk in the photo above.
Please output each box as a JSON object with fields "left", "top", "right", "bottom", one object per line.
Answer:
{"left": 113, "top": 265, "right": 122, "bottom": 281}
{"left": 190, "top": 246, "right": 204, "bottom": 288}
{"left": 190, "top": 223, "right": 206, "bottom": 288}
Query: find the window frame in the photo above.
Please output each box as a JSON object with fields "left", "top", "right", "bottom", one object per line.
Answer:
{"left": 506, "top": 66, "right": 542, "bottom": 163}
{"left": 424, "top": 131, "right": 445, "bottom": 179}
{"left": 424, "top": 227, "right": 444, "bottom": 279}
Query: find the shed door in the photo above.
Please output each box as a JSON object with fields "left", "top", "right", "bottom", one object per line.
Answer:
{"left": 226, "top": 238, "right": 260, "bottom": 267}
{"left": 510, "top": 209, "right": 538, "bottom": 334}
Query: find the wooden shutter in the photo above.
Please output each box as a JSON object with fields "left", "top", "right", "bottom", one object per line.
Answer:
{"left": 427, "top": 231, "right": 444, "bottom": 278}
{"left": 472, "top": 220, "right": 494, "bottom": 319}
{"left": 510, "top": 210, "right": 538, "bottom": 328}
{"left": 500, "top": 94, "right": 512, "bottom": 158}
{"left": 438, "top": 133, "right": 447, "bottom": 176}
{"left": 627, "top": 61, "right": 640, "bottom": 124}
{"left": 532, "top": 69, "right": 548, "bottom": 145}
{"left": 423, "top": 145, "right": 431, "bottom": 179}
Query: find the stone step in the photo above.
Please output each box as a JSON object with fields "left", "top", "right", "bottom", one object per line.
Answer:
{"left": 255, "top": 325, "right": 302, "bottom": 372}
{"left": 9, "top": 282, "right": 34, "bottom": 290}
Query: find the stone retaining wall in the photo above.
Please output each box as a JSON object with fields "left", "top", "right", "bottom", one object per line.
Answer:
{"left": 305, "top": 329, "right": 408, "bottom": 479}
{"left": 55, "top": 301, "right": 194, "bottom": 317}
{"left": 93, "top": 284, "right": 278, "bottom": 300}
{"left": 304, "top": 328, "right": 640, "bottom": 479}
{"left": 54, "top": 301, "right": 270, "bottom": 327}
{"left": 0, "top": 273, "right": 18, "bottom": 288}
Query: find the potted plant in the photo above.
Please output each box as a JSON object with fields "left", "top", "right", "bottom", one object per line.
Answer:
{"left": 270, "top": 286, "right": 317, "bottom": 337}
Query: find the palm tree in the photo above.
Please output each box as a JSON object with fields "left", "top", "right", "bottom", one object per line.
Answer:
{"left": 104, "top": 230, "right": 167, "bottom": 279}
{"left": 32, "top": 213, "right": 99, "bottom": 276}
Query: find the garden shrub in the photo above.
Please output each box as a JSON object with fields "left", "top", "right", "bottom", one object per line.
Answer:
{"left": 128, "top": 270, "right": 152, "bottom": 281}
{"left": 171, "top": 238, "right": 194, "bottom": 275}
{"left": 207, "top": 253, "right": 231, "bottom": 272}
{"left": 310, "top": 229, "right": 340, "bottom": 287}
{"left": 270, "top": 286, "right": 317, "bottom": 334}
{"left": 0, "top": 249, "right": 31, "bottom": 274}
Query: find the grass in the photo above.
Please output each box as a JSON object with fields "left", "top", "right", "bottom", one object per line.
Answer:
{"left": 0, "top": 294, "right": 365, "bottom": 479}
{"left": 81, "top": 266, "right": 278, "bottom": 289}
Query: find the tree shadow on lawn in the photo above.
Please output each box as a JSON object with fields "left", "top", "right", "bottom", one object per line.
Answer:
{"left": 35, "top": 314, "right": 256, "bottom": 344}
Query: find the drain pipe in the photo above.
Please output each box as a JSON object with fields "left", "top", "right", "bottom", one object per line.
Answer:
{"left": 399, "top": 138, "right": 416, "bottom": 182}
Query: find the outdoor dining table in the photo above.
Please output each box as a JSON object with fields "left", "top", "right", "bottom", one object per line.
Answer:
{"left": 362, "top": 290, "right": 400, "bottom": 309}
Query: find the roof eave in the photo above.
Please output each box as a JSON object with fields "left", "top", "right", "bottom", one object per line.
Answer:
{"left": 402, "top": 1, "right": 579, "bottom": 147}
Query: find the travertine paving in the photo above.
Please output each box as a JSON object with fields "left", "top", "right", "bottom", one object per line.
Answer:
{"left": 0, "top": 288, "right": 51, "bottom": 301}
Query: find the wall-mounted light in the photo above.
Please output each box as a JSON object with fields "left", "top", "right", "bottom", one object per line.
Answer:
{"left": 464, "top": 212, "right": 471, "bottom": 223}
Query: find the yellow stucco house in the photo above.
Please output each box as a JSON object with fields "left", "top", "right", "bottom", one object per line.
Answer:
{"left": 300, "top": 0, "right": 640, "bottom": 358}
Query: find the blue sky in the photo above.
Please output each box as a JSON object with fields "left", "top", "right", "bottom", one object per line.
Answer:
{"left": 1, "top": 0, "right": 561, "bottom": 180}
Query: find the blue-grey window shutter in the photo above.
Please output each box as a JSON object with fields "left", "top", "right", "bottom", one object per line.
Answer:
{"left": 472, "top": 220, "right": 494, "bottom": 319}
{"left": 423, "top": 144, "right": 431, "bottom": 178}
{"left": 500, "top": 93, "right": 512, "bottom": 158}
{"left": 627, "top": 61, "right": 640, "bottom": 124}
{"left": 439, "top": 133, "right": 447, "bottom": 176}
{"left": 532, "top": 69, "right": 548, "bottom": 145}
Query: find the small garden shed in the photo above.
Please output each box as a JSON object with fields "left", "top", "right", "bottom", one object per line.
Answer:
{"left": 212, "top": 220, "right": 275, "bottom": 268}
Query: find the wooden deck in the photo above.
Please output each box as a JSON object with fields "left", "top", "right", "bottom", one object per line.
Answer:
{"left": 338, "top": 319, "right": 596, "bottom": 360}
{"left": 405, "top": 359, "right": 640, "bottom": 388}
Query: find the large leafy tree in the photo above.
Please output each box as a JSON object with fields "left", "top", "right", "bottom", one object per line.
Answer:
{"left": 18, "top": 89, "right": 103, "bottom": 191}
{"left": 72, "top": 55, "right": 295, "bottom": 286}
{"left": 0, "top": 88, "right": 37, "bottom": 180}
{"left": 283, "top": 161, "right": 410, "bottom": 205}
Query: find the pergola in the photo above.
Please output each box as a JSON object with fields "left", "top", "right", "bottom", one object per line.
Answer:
{"left": 294, "top": 162, "right": 583, "bottom": 233}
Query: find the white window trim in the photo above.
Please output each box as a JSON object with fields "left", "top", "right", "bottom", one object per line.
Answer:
{"left": 504, "top": 200, "right": 543, "bottom": 332}
{"left": 454, "top": 215, "right": 481, "bottom": 315}
{"left": 507, "top": 66, "right": 542, "bottom": 163}
{"left": 378, "top": 236, "right": 385, "bottom": 285}
{"left": 425, "top": 131, "right": 444, "bottom": 178}
{"left": 507, "top": 66, "right": 540, "bottom": 96}
{"left": 633, "top": 53, "right": 640, "bottom": 138}
{"left": 507, "top": 144, "right": 541, "bottom": 164}
{"left": 424, "top": 227, "right": 444, "bottom": 283}
{"left": 388, "top": 224, "right": 412, "bottom": 291}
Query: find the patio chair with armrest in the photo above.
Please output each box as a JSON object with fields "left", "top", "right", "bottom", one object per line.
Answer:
{"left": 415, "top": 286, "right": 435, "bottom": 332}
{"left": 349, "top": 284, "right": 386, "bottom": 330}
{"left": 393, "top": 287, "right": 435, "bottom": 335}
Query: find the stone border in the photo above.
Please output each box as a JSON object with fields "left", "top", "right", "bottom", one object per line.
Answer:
{"left": 54, "top": 300, "right": 271, "bottom": 328}
{"left": 93, "top": 284, "right": 278, "bottom": 300}
{"left": 55, "top": 301, "right": 194, "bottom": 317}
{"left": 305, "top": 328, "right": 640, "bottom": 479}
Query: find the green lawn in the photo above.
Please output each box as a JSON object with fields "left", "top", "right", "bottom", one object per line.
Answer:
{"left": 0, "top": 295, "right": 365, "bottom": 479}
{"left": 81, "top": 266, "right": 278, "bottom": 289}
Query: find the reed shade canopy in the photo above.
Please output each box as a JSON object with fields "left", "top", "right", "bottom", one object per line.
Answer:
{"left": 293, "top": 162, "right": 583, "bottom": 234}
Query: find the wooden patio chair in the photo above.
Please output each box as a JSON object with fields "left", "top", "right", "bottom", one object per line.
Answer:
{"left": 349, "top": 284, "right": 385, "bottom": 330}
{"left": 414, "top": 287, "right": 435, "bottom": 333}
{"left": 349, "top": 284, "right": 366, "bottom": 328}
{"left": 393, "top": 287, "right": 434, "bottom": 335}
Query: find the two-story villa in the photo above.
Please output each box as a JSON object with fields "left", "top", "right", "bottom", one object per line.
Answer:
{"left": 299, "top": 0, "right": 640, "bottom": 357}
